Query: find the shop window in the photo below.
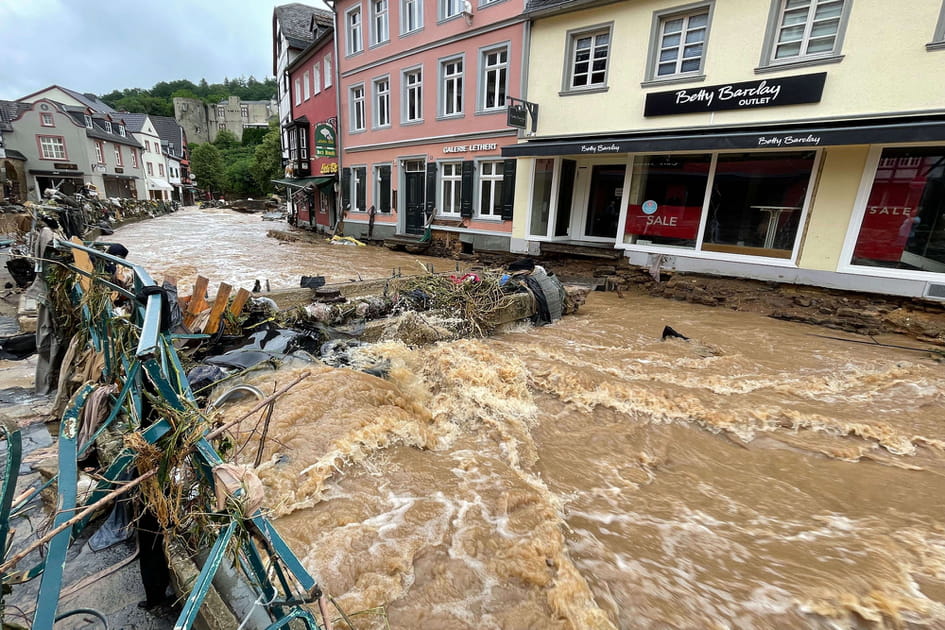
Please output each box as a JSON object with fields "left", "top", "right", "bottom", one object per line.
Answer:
{"left": 625, "top": 154, "right": 711, "bottom": 248}
{"left": 646, "top": 4, "right": 712, "bottom": 82}
{"left": 479, "top": 160, "right": 504, "bottom": 217}
{"left": 564, "top": 25, "right": 612, "bottom": 92}
{"left": 702, "top": 151, "right": 815, "bottom": 258}
{"left": 530, "top": 159, "right": 555, "bottom": 236}
{"left": 440, "top": 162, "right": 462, "bottom": 214}
{"left": 852, "top": 147, "right": 945, "bottom": 273}
{"left": 759, "top": 0, "right": 851, "bottom": 70}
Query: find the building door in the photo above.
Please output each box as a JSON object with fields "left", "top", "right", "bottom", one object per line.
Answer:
{"left": 404, "top": 160, "right": 425, "bottom": 235}
{"left": 585, "top": 165, "right": 625, "bottom": 239}
{"left": 554, "top": 159, "right": 577, "bottom": 237}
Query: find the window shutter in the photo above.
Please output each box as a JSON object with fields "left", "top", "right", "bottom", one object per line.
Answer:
{"left": 341, "top": 167, "right": 351, "bottom": 210}
{"left": 425, "top": 161, "right": 437, "bottom": 214}
{"left": 379, "top": 165, "right": 391, "bottom": 213}
{"left": 460, "top": 160, "right": 474, "bottom": 218}
{"left": 356, "top": 168, "right": 366, "bottom": 212}
{"left": 501, "top": 158, "right": 516, "bottom": 221}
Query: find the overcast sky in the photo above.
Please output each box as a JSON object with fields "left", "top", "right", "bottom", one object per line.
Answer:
{"left": 0, "top": 0, "right": 330, "bottom": 101}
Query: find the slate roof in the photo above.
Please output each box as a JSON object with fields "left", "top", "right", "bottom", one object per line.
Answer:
{"left": 63, "top": 109, "right": 143, "bottom": 149}
{"left": 55, "top": 86, "right": 115, "bottom": 113}
{"left": 274, "top": 4, "right": 332, "bottom": 50}
{"left": 0, "top": 100, "right": 30, "bottom": 131}
{"left": 117, "top": 112, "right": 148, "bottom": 133}
{"left": 149, "top": 115, "right": 187, "bottom": 159}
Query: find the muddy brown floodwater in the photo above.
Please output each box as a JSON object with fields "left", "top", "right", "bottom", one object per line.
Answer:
{"left": 112, "top": 208, "right": 945, "bottom": 629}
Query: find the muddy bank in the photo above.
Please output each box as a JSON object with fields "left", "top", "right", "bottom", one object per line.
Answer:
{"left": 461, "top": 251, "right": 945, "bottom": 348}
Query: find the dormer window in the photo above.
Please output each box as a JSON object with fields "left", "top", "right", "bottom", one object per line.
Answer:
{"left": 85, "top": 115, "right": 93, "bottom": 128}
{"left": 118, "top": 125, "right": 125, "bottom": 137}
{"left": 104, "top": 121, "right": 113, "bottom": 133}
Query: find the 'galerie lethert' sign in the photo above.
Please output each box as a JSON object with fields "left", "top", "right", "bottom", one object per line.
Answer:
{"left": 644, "top": 72, "right": 827, "bottom": 117}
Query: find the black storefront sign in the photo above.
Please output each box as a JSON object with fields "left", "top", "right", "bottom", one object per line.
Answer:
{"left": 644, "top": 72, "right": 826, "bottom": 117}
{"left": 507, "top": 105, "right": 527, "bottom": 129}
{"left": 53, "top": 162, "right": 78, "bottom": 170}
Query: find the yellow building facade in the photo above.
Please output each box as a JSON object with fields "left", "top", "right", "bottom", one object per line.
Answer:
{"left": 505, "top": 0, "right": 945, "bottom": 298}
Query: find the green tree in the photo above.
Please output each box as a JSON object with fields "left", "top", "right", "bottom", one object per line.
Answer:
{"left": 190, "top": 143, "right": 223, "bottom": 196}
{"left": 251, "top": 121, "right": 283, "bottom": 195}
{"left": 213, "top": 129, "right": 239, "bottom": 151}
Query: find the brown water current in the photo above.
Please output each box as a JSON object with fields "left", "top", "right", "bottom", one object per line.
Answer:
{"left": 113, "top": 209, "right": 945, "bottom": 629}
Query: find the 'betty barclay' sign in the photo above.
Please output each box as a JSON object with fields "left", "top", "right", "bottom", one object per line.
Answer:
{"left": 644, "top": 72, "right": 827, "bottom": 117}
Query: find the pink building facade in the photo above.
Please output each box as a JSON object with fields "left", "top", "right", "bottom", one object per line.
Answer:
{"left": 331, "top": 0, "right": 525, "bottom": 249}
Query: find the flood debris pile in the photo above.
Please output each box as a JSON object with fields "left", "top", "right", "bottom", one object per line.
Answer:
{"left": 1, "top": 239, "right": 331, "bottom": 630}
{"left": 2, "top": 194, "right": 178, "bottom": 290}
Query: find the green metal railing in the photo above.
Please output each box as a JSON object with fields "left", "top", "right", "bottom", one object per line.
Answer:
{"left": 1, "top": 239, "right": 324, "bottom": 630}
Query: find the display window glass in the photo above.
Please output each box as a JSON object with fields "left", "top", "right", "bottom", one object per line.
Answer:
{"left": 624, "top": 154, "right": 711, "bottom": 248}
{"left": 852, "top": 147, "right": 945, "bottom": 272}
{"left": 701, "top": 151, "right": 814, "bottom": 258}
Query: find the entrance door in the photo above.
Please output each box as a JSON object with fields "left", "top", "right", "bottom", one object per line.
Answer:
{"left": 404, "top": 160, "right": 425, "bottom": 235}
{"left": 554, "top": 159, "right": 576, "bottom": 237}
{"left": 585, "top": 165, "right": 625, "bottom": 238}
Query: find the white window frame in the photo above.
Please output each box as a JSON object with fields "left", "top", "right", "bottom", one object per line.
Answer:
{"left": 131, "top": 149, "right": 138, "bottom": 168}
{"left": 373, "top": 77, "right": 391, "bottom": 128}
{"left": 439, "top": 55, "right": 464, "bottom": 118}
{"left": 40, "top": 112, "right": 54, "bottom": 127}
{"left": 563, "top": 24, "right": 612, "bottom": 92}
{"left": 350, "top": 84, "right": 366, "bottom": 132}
{"left": 758, "top": 0, "right": 851, "bottom": 71}
{"left": 324, "top": 54, "right": 333, "bottom": 87}
{"left": 114, "top": 144, "right": 123, "bottom": 166}
{"left": 644, "top": 2, "right": 713, "bottom": 84}
{"left": 39, "top": 136, "right": 66, "bottom": 160}
{"left": 303, "top": 71, "right": 311, "bottom": 100}
{"left": 313, "top": 64, "right": 321, "bottom": 94}
{"left": 477, "top": 159, "right": 504, "bottom": 218}
{"left": 838, "top": 143, "right": 945, "bottom": 281}
{"left": 94, "top": 141, "right": 104, "bottom": 164}
{"left": 84, "top": 114, "right": 93, "bottom": 129}
{"left": 118, "top": 124, "right": 126, "bottom": 137}
{"left": 479, "top": 44, "right": 509, "bottom": 112}
{"left": 371, "top": 0, "right": 389, "bottom": 45}
{"left": 351, "top": 165, "right": 366, "bottom": 212}
{"left": 346, "top": 5, "right": 363, "bottom": 55}
{"left": 294, "top": 78, "right": 302, "bottom": 105}
{"left": 929, "top": 2, "right": 945, "bottom": 50}
{"left": 104, "top": 121, "right": 112, "bottom": 134}
{"left": 440, "top": 0, "right": 463, "bottom": 20}
{"left": 402, "top": 0, "right": 423, "bottom": 34}
{"left": 402, "top": 66, "right": 423, "bottom": 124}
{"left": 439, "top": 161, "right": 462, "bottom": 215}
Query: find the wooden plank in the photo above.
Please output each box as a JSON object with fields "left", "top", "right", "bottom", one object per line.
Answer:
{"left": 203, "top": 283, "right": 232, "bottom": 334}
{"left": 69, "top": 236, "right": 93, "bottom": 293}
{"left": 228, "top": 288, "right": 251, "bottom": 317}
{"left": 182, "top": 276, "right": 210, "bottom": 330}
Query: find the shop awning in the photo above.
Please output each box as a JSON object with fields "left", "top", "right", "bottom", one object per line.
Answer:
{"left": 501, "top": 115, "right": 945, "bottom": 158}
{"left": 146, "top": 177, "right": 173, "bottom": 191}
{"left": 271, "top": 176, "right": 334, "bottom": 189}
